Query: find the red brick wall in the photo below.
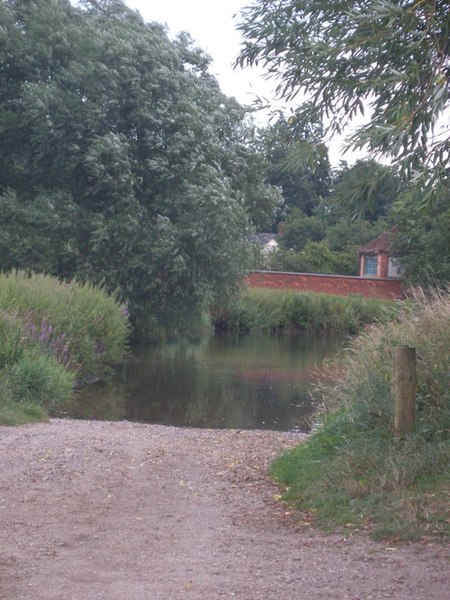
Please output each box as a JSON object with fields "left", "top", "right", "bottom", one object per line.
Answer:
{"left": 377, "top": 253, "right": 389, "bottom": 278}
{"left": 245, "top": 270, "right": 404, "bottom": 300}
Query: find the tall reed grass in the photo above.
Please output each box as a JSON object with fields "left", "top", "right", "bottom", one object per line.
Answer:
{"left": 0, "top": 272, "right": 130, "bottom": 424}
{"left": 215, "top": 288, "right": 396, "bottom": 335}
{"left": 271, "top": 288, "right": 450, "bottom": 540}
{"left": 0, "top": 271, "right": 130, "bottom": 382}
{"left": 0, "top": 310, "right": 74, "bottom": 423}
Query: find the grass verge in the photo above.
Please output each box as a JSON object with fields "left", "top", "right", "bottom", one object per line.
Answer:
{"left": 0, "top": 271, "right": 130, "bottom": 425}
{"left": 0, "top": 395, "right": 48, "bottom": 425}
{"left": 0, "top": 271, "right": 129, "bottom": 383}
{"left": 271, "top": 288, "right": 450, "bottom": 541}
{"left": 214, "top": 287, "right": 397, "bottom": 335}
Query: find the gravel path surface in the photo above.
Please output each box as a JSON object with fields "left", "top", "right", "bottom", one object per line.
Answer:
{"left": 0, "top": 419, "right": 448, "bottom": 599}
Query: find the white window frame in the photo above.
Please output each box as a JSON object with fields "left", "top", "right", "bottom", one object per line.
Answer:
{"left": 364, "top": 255, "right": 378, "bottom": 276}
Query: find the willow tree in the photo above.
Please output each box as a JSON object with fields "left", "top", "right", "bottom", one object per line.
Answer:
{"left": 237, "top": 0, "right": 450, "bottom": 194}
{"left": 0, "top": 0, "right": 281, "bottom": 335}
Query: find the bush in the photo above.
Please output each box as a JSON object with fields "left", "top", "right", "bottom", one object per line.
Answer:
{"left": 7, "top": 350, "right": 75, "bottom": 412}
{"left": 0, "top": 271, "right": 130, "bottom": 424}
{"left": 0, "top": 310, "right": 24, "bottom": 368}
{"left": 0, "top": 271, "right": 129, "bottom": 382}
{"left": 271, "top": 288, "right": 450, "bottom": 540}
{"left": 216, "top": 287, "right": 395, "bottom": 335}
{"left": 0, "top": 383, "right": 47, "bottom": 425}
{"left": 315, "top": 288, "right": 450, "bottom": 432}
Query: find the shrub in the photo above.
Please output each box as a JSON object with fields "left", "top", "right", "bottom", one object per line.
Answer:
{"left": 0, "top": 271, "right": 129, "bottom": 382}
{"left": 0, "top": 380, "right": 47, "bottom": 425}
{"left": 217, "top": 287, "right": 395, "bottom": 335}
{"left": 0, "top": 311, "right": 71, "bottom": 421}
{"left": 315, "top": 288, "right": 450, "bottom": 433}
{"left": 7, "top": 350, "right": 75, "bottom": 412}
{"left": 0, "top": 271, "right": 130, "bottom": 424}
{"left": 0, "top": 310, "right": 24, "bottom": 368}
{"left": 272, "top": 288, "right": 450, "bottom": 540}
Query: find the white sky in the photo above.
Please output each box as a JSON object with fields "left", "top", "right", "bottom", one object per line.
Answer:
{"left": 125, "top": 1, "right": 275, "bottom": 105}
{"left": 125, "top": 0, "right": 363, "bottom": 166}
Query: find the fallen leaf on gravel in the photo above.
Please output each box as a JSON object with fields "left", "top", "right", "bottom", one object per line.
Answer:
{"left": 180, "top": 579, "right": 194, "bottom": 592}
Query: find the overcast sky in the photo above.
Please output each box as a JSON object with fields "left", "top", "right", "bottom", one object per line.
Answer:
{"left": 125, "top": 0, "right": 276, "bottom": 106}
{"left": 124, "top": 0, "right": 363, "bottom": 166}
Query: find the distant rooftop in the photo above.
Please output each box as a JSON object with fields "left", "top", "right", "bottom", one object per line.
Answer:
{"left": 358, "top": 227, "right": 398, "bottom": 254}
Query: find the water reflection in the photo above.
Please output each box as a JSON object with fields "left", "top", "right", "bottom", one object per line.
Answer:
{"left": 72, "top": 333, "right": 342, "bottom": 431}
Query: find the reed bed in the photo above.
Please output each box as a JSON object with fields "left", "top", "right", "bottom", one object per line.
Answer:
{"left": 271, "top": 288, "right": 450, "bottom": 540}
{"left": 215, "top": 287, "right": 396, "bottom": 335}
{"left": 0, "top": 271, "right": 129, "bottom": 424}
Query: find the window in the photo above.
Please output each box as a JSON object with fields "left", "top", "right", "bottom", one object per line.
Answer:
{"left": 364, "top": 255, "right": 377, "bottom": 276}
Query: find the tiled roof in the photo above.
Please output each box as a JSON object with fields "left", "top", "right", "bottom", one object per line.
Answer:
{"left": 358, "top": 228, "right": 397, "bottom": 254}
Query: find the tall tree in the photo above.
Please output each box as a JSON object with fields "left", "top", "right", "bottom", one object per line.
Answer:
{"left": 330, "top": 159, "right": 403, "bottom": 222}
{"left": 237, "top": 0, "right": 450, "bottom": 194}
{"left": 278, "top": 209, "right": 326, "bottom": 252}
{"left": 390, "top": 188, "right": 450, "bottom": 286}
{"left": 0, "top": 0, "right": 279, "bottom": 334}
{"left": 260, "top": 109, "right": 331, "bottom": 218}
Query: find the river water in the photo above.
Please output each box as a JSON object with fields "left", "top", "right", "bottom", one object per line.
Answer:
{"left": 72, "top": 333, "right": 343, "bottom": 432}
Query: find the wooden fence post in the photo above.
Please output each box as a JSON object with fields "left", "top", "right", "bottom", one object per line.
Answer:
{"left": 394, "top": 346, "right": 416, "bottom": 436}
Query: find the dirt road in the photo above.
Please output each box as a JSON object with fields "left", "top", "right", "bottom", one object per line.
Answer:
{"left": 0, "top": 420, "right": 448, "bottom": 599}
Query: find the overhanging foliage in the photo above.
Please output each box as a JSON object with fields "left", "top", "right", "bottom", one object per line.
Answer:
{"left": 237, "top": 0, "right": 450, "bottom": 193}
{"left": 0, "top": 0, "right": 282, "bottom": 334}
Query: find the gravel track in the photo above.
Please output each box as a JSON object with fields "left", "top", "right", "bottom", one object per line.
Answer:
{"left": 0, "top": 419, "right": 448, "bottom": 599}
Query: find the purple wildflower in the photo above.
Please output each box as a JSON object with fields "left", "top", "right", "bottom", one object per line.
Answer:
{"left": 24, "top": 316, "right": 72, "bottom": 368}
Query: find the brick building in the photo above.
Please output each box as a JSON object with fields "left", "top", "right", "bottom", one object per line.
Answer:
{"left": 244, "top": 229, "right": 404, "bottom": 300}
{"left": 358, "top": 228, "right": 401, "bottom": 279}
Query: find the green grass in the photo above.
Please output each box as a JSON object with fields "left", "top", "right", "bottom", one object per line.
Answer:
{"left": 8, "top": 350, "right": 75, "bottom": 412}
{"left": 271, "top": 288, "right": 450, "bottom": 541}
{"left": 0, "top": 271, "right": 130, "bottom": 425}
{"left": 0, "top": 392, "right": 48, "bottom": 425}
{"left": 0, "top": 271, "right": 129, "bottom": 382}
{"left": 0, "top": 371, "right": 49, "bottom": 425}
{"left": 0, "top": 401, "right": 47, "bottom": 425}
{"left": 215, "top": 287, "right": 397, "bottom": 335}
